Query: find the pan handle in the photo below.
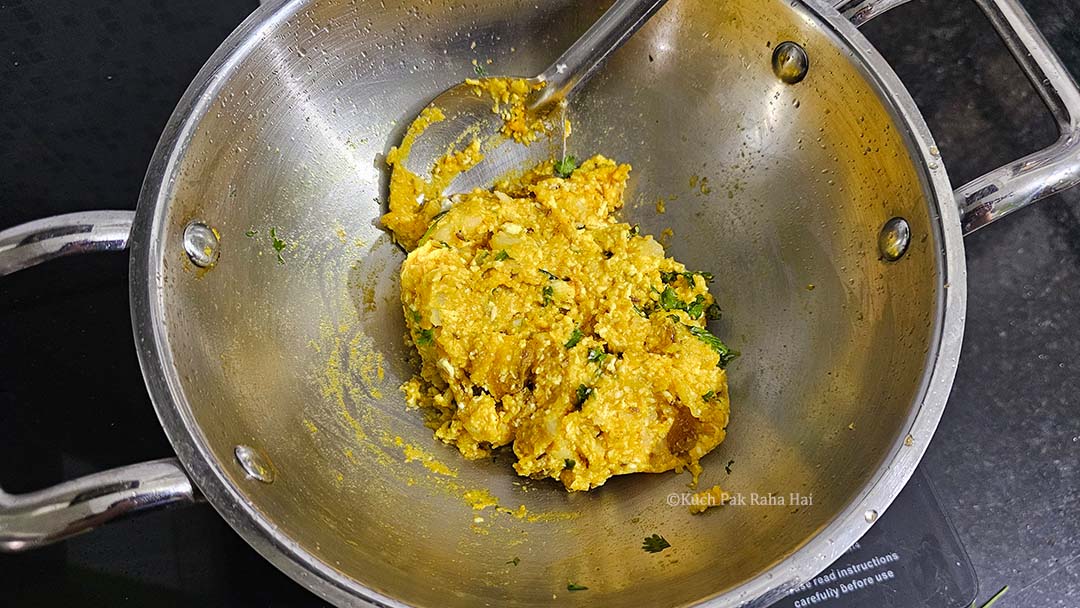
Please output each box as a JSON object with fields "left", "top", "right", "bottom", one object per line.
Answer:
{"left": 0, "top": 211, "right": 199, "bottom": 552}
{"left": 0, "top": 211, "right": 134, "bottom": 276}
{"left": 836, "top": 0, "right": 1080, "bottom": 235}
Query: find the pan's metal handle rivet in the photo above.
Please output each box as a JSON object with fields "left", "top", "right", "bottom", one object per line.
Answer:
{"left": 234, "top": 445, "right": 275, "bottom": 483}
{"left": 864, "top": 509, "right": 879, "bottom": 523}
{"left": 183, "top": 221, "right": 220, "bottom": 268}
{"left": 878, "top": 217, "right": 911, "bottom": 262}
{"left": 772, "top": 42, "right": 809, "bottom": 85}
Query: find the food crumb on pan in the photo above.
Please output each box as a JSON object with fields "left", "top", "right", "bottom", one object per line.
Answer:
{"left": 689, "top": 484, "right": 727, "bottom": 514}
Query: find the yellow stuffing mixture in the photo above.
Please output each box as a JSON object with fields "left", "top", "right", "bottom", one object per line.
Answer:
{"left": 383, "top": 149, "right": 736, "bottom": 491}
{"left": 465, "top": 77, "right": 547, "bottom": 144}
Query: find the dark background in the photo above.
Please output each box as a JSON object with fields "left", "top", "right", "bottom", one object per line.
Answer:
{"left": 1, "top": 0, "right": 1078, "bottom": 605}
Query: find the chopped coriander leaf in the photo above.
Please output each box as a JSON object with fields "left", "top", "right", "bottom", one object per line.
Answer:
{"left": 416, "top": 328, "right": 434, "bottom": 346}
{"left": 725, "top": 459, "right": 735, "bottom": 474}
{"left": 542, "top": 285, "right": 554, "bottom": 306}
{"left": 474, "top": 64, "right": 487, "bottom": 77}
{"left": 660, "top": 270, "right": 715, "bottom": 285}
{"left": 705, "top": 302, "right": 723, "bottom": 320}
{"left": 642, "top": 534, "right": 671, "bottom": 553}
{"left": 686, "top": 294, "right": 707, "bottom": 319}
{"left": 587, "top": 347, "right": 607, "bottom": 365}
{"left": 686, "top": 325, "right": 739, "bottom": 368}
{"left": 632, "top": 301, "right": 654, "bottom": 318}
{"left": 564, "top": 458, "right": 576, "bottom": 471}
{"left": 554, "top": 155, "right": 578, "bottom": 178}
{"left": 409, "top": 308, "right": 422, "bottom": 322}
{"left": 564, "top": 326, "right": 584, "bottom": 349}
{"left": 270, "top": 227, "right": 287, "bottom": 257}
{"left": 656, "top": 288, "right": 710, "bottom": 319}
{"left": 245, "top": 229, "right": 257, "bottom": 237}
{"left": 658, "top": 286, "right": 682, "bottom": 311}
{"left": 494, "top": 249, "right": 510, "bottom": 261}
{"left": 574, "top": 384, "right": 593, "bottom": 407}
{"left": 702, "top": 390, "right": 716, "bottom": 402}
{"left": 567, "top": 582, "right": 588, "bottom": 592}
{"left": 506, "top": 557, "right": 520, "bottom": 566}
{"left": 417, "top": 210, "right": 450, "bottom": 246}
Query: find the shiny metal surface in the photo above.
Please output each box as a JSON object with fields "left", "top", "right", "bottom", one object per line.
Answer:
{"left": 835, "top": 0, "right": 1080, "bottom": 234}
{"left": 234, "top": 445, "right": 276, "bottom": 484}
{"left": 530, "top": 0, "right": 669, "bottom": 112}
{"left": 0, "top": 211, "right": 133, "bottom": 277}
{"left": 182, "top": 221, "right": 221, "bottom": 268}
{"left": 771, "top": 42, "right": 810, "bottom": 85}
{"left": 957, "top": 0, "right": 1080, "bottom": 233}
{"left": 0, "top": 209, "right": 199, "bottom": 551}
{"left": 127, "top": 0, "right": 966, "bottom": 605}
{"left": 879, "top": 217, "right": 911, "bottom": 261}
{"left": 0, "top": 458, "right": 195, "bottom": 552}
{"left": 832, "top": 0, "right": 911, "bottom": 26}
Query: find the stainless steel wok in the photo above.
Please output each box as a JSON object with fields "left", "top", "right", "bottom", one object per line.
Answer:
{"left": 2, "top": 0, "right": 1079, "bottom": 606}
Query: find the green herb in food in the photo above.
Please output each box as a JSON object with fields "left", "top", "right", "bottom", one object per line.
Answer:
{"left": 542, "top": 285, "right": 554, "bottom": 306}
{"left": 587, "top": 347, "right": 607, "bottom": 366}
{"left": 417, "top": 210, "right": 449, "bottom": 247}
{"left": 564, "top": 458, "right": 576, "bottom": 471}
{"left": 658, "top": 286, "right": 682, "bottom": 311}
{"left": 564, "top": 326, "right": 584, "bottom": 349}
{"left": 416, "top": 328, "right": 434, "bottom": 346}
{"left": 660, "top": 270, "right": 714, "bottom": 285}
{"left": 686, "top": 294, "right": 707, "bottom": 319}
{"left": 574, "top": 384, "right": 593, "bottom": 407}
{"left": 494, "top": 249, "right": 510, "bottom": 261}
{"left": 686, "top": 325, "right": 738, "bottom": 368}
{"left": 567, "top": 582, "right": 588, "bottom": 592}
{"left": 656, "top": 288, "right": 710, "bottom": 320}
{"left": 705, "top": 302, "right": 723, "bottom": 320}
{"left": 554, "top": 155, "right": 578, "bottom": 178}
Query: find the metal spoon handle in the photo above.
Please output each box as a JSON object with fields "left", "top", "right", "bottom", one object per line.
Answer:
{"left": 530, "top": 0, "right": 668, "bottom": 111}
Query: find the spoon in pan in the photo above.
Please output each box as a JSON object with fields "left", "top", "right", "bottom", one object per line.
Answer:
{"left": 398, "top": 0, "right": 669, "bottom": 196}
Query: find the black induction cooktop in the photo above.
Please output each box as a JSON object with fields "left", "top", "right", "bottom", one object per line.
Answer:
{"left": 2, "top": 1, "right": 1078, "bottom": 606}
